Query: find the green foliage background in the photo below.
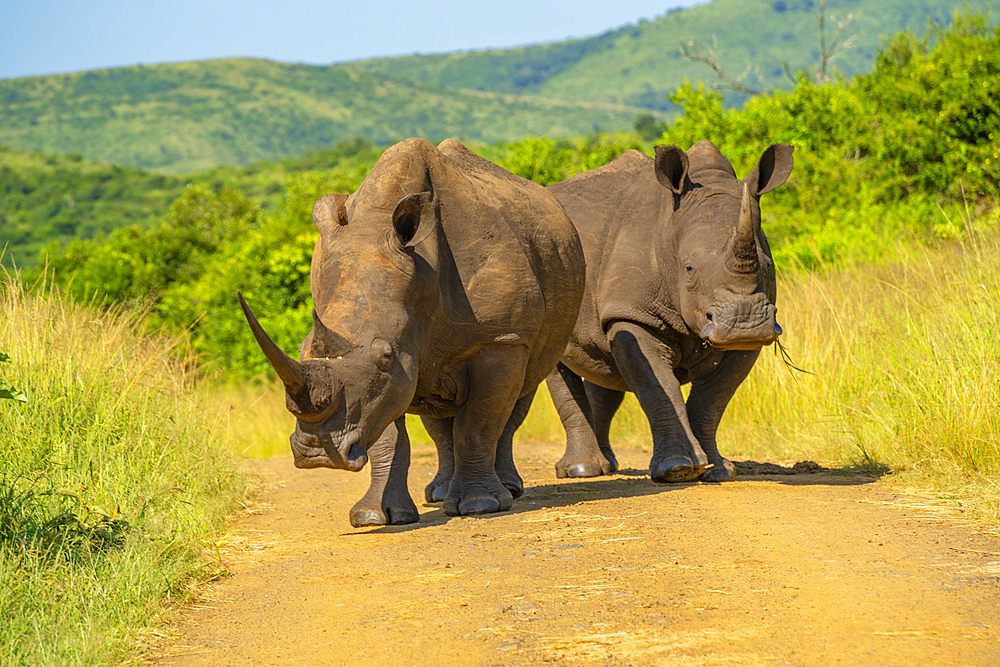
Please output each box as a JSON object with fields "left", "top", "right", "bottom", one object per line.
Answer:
{"left": 0, "top": 0, "right": 994, "bottom": 175}
{"left": 21, "top": 9, "right": 1000, "bottom": 382}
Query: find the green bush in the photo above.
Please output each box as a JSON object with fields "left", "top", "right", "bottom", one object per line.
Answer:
{"left": 657, "top": 8, "right": 999, "bottom": 268}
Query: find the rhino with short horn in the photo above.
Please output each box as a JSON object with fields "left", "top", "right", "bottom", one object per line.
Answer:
{"left": 239, "top": 138, "right": 585, "bottom": 525}
{"left": 545, "top": 140, "right": 793, "bottom": 483}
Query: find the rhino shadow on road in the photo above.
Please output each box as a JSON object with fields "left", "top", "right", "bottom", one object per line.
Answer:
{"left": 352, "top": 464, "right": 879, "bottom": 535}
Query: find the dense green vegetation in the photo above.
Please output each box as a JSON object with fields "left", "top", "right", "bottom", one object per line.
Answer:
{"left": 0, "top": 275, "right": 250, "bottom": 666}
{"left": 0, "top": 138, "right": 384, "bottom": 269}
{"left": 1, "top": 0, "right": 993, "bottom": 174}
{"left": 27, "top": 9, "right": 1000, "bottom": 381}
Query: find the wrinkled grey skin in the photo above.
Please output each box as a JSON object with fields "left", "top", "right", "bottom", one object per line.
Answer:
{"left": 240, "top": 138, "right": 585, "bottom": 525}
{"left": 545, "top": 140, "right": 793, "bottom": 484}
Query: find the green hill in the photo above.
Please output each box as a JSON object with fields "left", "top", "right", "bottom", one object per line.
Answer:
{"left": 355, "top": 0, "right": 991, "bottom": 109}
{"left": 0, "top": 0, "right": 992, "bottom": 175}
{"left": 0, "top": 59, "right": 642, "bottom": 174}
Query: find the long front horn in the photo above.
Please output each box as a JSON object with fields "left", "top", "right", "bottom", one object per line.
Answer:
{"left": 238, "top": 292, "right": 307, "bottom": 394}
{"left": 726, "top": 183, "right": 759, "bottom": 274}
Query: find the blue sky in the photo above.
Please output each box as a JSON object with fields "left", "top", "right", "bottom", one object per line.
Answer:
{"left": 0, "top": 0, "right": 706, "bottom": 81}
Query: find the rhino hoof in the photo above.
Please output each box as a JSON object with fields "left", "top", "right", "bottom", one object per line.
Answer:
{"left": 500, "top": 477, "right": 524, "bottom": 498}
{"left": 651, "top": 456, "right": 703, "bottom": 483}
{"left": 349, "top": 508, "right": 388, "bottom": 527}
{"left": 387, "top": 506, "right": 420, "bottom": 525}
{"left": 425, "top": 481, "right": 449, "bottom": 504}
{"left": 701, "top": 460, "right": 736, "bottom": 483}
{"left": 443, "top": 492, "right": 513, "bottom": 516}
{"left": 567, "top": 462, "right": 604, "bottom": 478}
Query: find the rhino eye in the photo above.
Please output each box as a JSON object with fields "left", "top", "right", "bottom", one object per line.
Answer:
{"left": 373, "top": 340, "right": 394, "bottom": 372}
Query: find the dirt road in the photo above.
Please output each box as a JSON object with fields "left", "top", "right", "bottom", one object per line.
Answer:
{"left": 155, "top": 443, "right": 1000, "bottom": 666}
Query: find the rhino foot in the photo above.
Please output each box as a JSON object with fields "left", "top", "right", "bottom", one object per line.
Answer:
{"left": 651, "top": 456, "right": 706, "bottom": 483}
{"left": 442, "top": 483, "right": 513, "bottom": 517}
{"left": 349, "top": 500, "right": 419, "bottom": 527}
{"left": 700, "top": 459, "right": 736, "bottom": 482}
{"left": 599, "top": 447, "right": 619, "bottom": 474}
{"left": 555, "top": 452, "right": 614, "bottom": 478}
{"left": 562, "top": 462, "right": 604, "bottom": 478}
{"left": 425, "top": 475, "right": 451, "bottom": 503}
{"left": 498, "top": 471, "right": 524, "bottom": 498}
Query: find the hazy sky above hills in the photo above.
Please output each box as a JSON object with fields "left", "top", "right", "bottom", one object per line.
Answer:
{"left": 0, "top": 0, "right": 707, "bottom": 80}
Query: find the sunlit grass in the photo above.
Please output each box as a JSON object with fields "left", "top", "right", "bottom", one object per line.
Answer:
{"left": 0, "top": 272, "right": 251, "bottom": 666}
{"left": 722, "top": 212, "right": 1000, "bottom": 521}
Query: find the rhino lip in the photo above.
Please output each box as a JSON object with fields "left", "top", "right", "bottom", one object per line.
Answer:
{"left": 700, "top": 320, "right": 782, "bottom": 350}
{"left": 290, "top": 426, "right": 368, "bottom": 471}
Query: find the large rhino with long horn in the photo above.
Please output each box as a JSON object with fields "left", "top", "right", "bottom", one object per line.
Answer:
{"left": 545, "top": 140, "right": 793, "bottom": 483}
{"left": 239, "top": 138, "right": 585, "bottom": 525}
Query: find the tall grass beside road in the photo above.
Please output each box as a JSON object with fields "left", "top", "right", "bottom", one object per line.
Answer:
{"left": 721, "top": 213, "right": 1000, "bottom": 521}
{"left": 0, "top": 272, "right": 251, "bottom": 666}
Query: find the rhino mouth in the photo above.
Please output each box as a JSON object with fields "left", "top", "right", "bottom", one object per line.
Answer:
{"left": 289, "top": 424, "right": 368, "bottom": 471}
{"left": 701, "top": 319, "right": 782, "bottom": 350}
{"left": 701, "top": 297, "right": 781, "bottom": 350}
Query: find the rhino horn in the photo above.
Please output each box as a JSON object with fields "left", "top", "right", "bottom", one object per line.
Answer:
{"left": 238, "top": 292, "right": 307, "bottom": 394}
{"left": 726, "top": 183, "right": 759, "bottom": 274}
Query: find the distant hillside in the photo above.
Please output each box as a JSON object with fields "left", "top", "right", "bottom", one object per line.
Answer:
{"left": 356, "top": 0, "right": 991, "bottom": 109}
{"left": 0, "top": 0, "right": 992, "bottom": 174}
{"left": 0, "top": 59, "right": 642, "bottom": 174}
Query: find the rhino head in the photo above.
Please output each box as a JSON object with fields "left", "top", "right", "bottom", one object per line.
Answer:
{"left": 239, "top": 188, "right": 436, "bottom": 471}
{"left": 655, "top": 141, "right": 793, "bottom": 350}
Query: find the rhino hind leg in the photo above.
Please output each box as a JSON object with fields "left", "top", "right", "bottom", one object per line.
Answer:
{"left": 421, "top": 415, "right": 456, "bottom": 503}
{"left": 349, "top": 417, "right": 419, "bottom": 527}
{"left": 584, "top": 380, "right": 624, "bottom": 474}
{"left": 547, "top": 364, "right": 616, "bottom": 478}
{"left": 442, "top": 348, "right": 526, "bottom": 516}
{"left": 494, "top": 390, "right": 534, "bottom": 498}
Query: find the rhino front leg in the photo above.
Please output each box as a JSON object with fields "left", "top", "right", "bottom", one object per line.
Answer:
{"left": 687, "top": 349, "right": 760, "bottom": 482}
{"left": 608, "top": 321, "right": 708, "bottom": 483}
{"left": 547, "top": 363, "right": 614, "bottom": 478}
{"left": 585, "top": 380, "right": 625, "bottom": 474}
{"left": 494, "top": 389, "right": 534, "bottom": 498}
{"left": 349, "top": 417, "right": 420, "bottom": 527}
{"left": 443, "top": 347, "right": 527, "bottom": 516}
{"left": 421, "top": 415, "right": 455, "bottom": 503}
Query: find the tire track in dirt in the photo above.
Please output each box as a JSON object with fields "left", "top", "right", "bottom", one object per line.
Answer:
{"left": 154, "top": 443, "right": 1000, "bottom": 666}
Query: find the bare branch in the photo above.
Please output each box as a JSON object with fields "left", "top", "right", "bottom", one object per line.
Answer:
{"left": 678, "top": 35, "right": 762, "bottom": 96}
{"left": 816, "top": 0, "right": 865, "bottom": 84}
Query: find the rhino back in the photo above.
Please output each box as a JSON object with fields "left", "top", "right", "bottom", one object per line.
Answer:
{"left": 549, "top": 150, "right": 684, "bottom": 377}
{"left": 433, "top": 139, "right": 585, "bottom": 392}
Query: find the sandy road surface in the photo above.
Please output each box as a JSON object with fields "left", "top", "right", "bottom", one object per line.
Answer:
{"left": 154, "top": 443, "right": 1000, "bottom": 666}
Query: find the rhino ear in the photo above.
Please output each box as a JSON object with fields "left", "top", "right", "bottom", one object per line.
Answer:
{"left": 746, "top": 144, "right": 794, "bottom": 196}
{"left": 312, "top": 194, "right": 349, "bottom": 235}
{"left": 392, "top": 191, "right": 435, "bottom": 248}
{"left": 654, "top": 145, "right": 689, "bottom": 195}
